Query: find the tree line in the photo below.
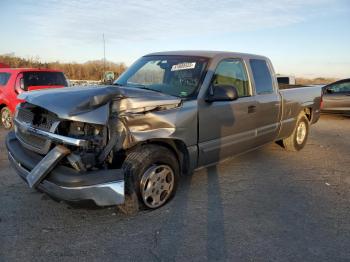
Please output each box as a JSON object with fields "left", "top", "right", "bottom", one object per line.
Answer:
{"left": 1, "top": 54, "right": 338, "bottom": 84}
{"left": 296, "top": 77, "right": 338, "bottom": 85}
{"left": 0, "top": 55, "right": 127, "bottom": 81}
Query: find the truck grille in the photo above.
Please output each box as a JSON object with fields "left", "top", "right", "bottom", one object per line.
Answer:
{"left": 17, "top": 107, "right": 33, "bottom": 123}
{"left": 17, "top": 128, "right": 47, "bottom": 148}
{"left": 15, "top": 105, "right": 60, "bottom": 155}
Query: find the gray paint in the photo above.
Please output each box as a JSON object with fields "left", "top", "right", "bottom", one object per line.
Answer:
{"left": 322, "top": 79, "right": 350, "bottom": 115}
{"left": 19, "top": 85, "right": 181, "bottom": 125}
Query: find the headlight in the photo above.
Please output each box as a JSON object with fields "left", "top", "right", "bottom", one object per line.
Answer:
{"left": 68, "top": 121, "right": 102, "bottom": 137}
{"left": 14, "top": 104, "right": 21, "bottom": 118}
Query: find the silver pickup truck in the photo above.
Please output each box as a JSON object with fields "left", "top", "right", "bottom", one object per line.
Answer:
{"left": 6, "top": 51, "right": 322, "bottom": 213}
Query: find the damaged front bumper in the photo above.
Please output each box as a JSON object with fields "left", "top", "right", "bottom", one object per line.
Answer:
{"left": 6, "top": 132, "right": 125, "bottom": 206}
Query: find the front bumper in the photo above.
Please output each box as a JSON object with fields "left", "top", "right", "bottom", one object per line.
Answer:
{"left": 6, "top": 132, "right": 125, "bottom": 206}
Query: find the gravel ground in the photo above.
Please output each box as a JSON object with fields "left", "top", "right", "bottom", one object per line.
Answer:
{"left": 0, "top": 114, "right": 349, "bottom": 262}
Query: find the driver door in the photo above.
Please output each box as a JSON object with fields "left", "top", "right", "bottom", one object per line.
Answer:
{"left": 198, "top": 58, "right": 258, "bottom": 166}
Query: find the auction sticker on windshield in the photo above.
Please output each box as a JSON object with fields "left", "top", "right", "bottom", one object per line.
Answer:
{"left": 171, "top": 62, "right": 196, "bottom": 71}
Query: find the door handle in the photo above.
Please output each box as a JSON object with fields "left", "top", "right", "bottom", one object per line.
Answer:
{"left": 248, "top": 105, "right": 257, "bottom": 113}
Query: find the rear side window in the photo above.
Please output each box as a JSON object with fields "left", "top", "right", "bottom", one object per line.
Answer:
{"left": 0, "top": 73, "right": 11, "bottom": 85}
{"left": 23, "top": 72, "right": 68, "bottom": 88}
{"left": 277, "top": 77, "right": 289, "bottom": 84}
{"left": 328, "top": 81, "right": 350, "bottom": 93}
{"left": 250, "top": 59, "right": 273, "bottom": 94}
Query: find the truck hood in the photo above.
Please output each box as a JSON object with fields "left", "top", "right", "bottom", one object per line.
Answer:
{"left": 18, "top": 85, "right": 182, "bottom": 125}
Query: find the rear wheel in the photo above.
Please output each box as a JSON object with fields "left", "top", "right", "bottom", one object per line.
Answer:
{"left": 118, "top": 145, "right": 179, "bottom": 214}
{"left": 1, "top": 107, "right": 13, "bottom": 129}
{"left": 282, "top": 113, "right": 310, "bottom": 151}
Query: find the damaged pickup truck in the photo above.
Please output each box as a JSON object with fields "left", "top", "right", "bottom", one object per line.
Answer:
{"left": 6, "top": 51, "right": 322, "bottom": 213}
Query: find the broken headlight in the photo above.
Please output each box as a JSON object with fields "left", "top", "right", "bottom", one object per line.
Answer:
{"left": 57, "top": 121, "right": 107, "bottom": 149}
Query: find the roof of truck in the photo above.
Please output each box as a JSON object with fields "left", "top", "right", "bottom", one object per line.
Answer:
{"left": 145, "top": 50, "right": 267, "bottom": 60}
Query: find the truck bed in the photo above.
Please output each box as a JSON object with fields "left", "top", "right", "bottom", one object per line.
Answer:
{"left": 277, "top": 85, "right": 322, "bottom": 139}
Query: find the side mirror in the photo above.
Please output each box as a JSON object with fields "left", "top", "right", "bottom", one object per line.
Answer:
{"left": 20, "top": 78, "right": 25, "bottom": 90}
{"left": 206, "top": 85, "right": 238, "bottom": 102}
{"left": 15, "top": 76, "right": 25, "bottom": 94}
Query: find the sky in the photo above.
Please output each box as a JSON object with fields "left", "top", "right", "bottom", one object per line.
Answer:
{"left": 0, "top": 0, "right": 349, "bottom": 78}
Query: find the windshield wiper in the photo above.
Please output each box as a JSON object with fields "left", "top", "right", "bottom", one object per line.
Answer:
{"left": 116, "top": 83, "right": 164, "bottom": 94}
{"left": 136, "top": 86, "right": 164, "bottom": 94}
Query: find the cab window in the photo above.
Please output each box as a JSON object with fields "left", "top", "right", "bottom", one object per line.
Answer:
{"left": 212, "top": 59, "right": 250, "bottom": 97}
{"left": 250, "top": 59, "right": 274, "bottom": 94}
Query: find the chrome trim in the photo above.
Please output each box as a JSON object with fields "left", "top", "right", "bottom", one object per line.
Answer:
{"left": 57, "top": 181, "right": 125, "bottom": 196}
{"left": 15, "top": 121, "right": 60, "bottom": 154}
{"left": 14, "top": 119, "right": 88, "bottom": 147}
{"left": 41, "top": 180, "right": 125, "bottom": 206}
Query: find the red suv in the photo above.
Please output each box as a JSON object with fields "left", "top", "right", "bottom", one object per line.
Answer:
{"left": 0, "top": 68, "right": 68, "bottom": 128}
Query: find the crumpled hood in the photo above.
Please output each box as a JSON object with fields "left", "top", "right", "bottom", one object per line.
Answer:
{"left": 19, "top": 85, "right": 181, "bottom": 125}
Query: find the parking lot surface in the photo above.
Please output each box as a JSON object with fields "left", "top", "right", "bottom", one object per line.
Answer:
{"left": 0, "top": 115, "right": 349, "bottom": 262}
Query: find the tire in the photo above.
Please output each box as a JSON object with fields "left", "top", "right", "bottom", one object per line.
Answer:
{"left": 282, "top": 113, "right": 310, "bottom": 151}
{"left": 1, "top": 107, "right": 13, "bottom": 129}
{"left": 119, "top": 145, "right": 179, "bottom": 214}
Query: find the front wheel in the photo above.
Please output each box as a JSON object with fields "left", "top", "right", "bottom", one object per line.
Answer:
{"left": 282, "top": 113, "right": 310, "bottom": 151}
{"left": 1, "top": 107, "right": 13, "bottom": 129}
{"left": 119, "top": 145, "right": 179, "bottom": 214}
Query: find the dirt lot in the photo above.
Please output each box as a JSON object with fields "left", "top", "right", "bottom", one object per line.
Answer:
{"left": 0, "top": 115, "right": 349, "bottom": 262}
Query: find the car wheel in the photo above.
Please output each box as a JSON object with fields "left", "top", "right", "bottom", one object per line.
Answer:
{"left": 1, "top": 107, "right": 13, "bottom": 129}
{"left": 282, "top": 113, "right": 310, "bottom": 151}
{"left": 120, "top": 145, "right": 179, "bottom": 214}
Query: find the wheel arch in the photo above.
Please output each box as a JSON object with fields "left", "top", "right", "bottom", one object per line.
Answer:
{"left": 0, "top": 104, "right": 7, "bottom": 111}
{"left": 303, "top": 107, "right": 312, "bottom": 122}
{"left": 126, "top": 138, "right": 191, "bottom": 176}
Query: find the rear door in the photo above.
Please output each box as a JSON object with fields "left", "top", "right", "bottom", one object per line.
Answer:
{"left": 198, "top": 58, "right": 258, "bottom": 166}
{"left": 249, "top": 59, "right": 281, "bottom": 146}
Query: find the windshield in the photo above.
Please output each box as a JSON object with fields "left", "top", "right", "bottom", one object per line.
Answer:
{"left": 114, "top": 55, "right": 208, "bottom": 98}
{"left": 23, "top": 71, "right": 68, "bottom": 88}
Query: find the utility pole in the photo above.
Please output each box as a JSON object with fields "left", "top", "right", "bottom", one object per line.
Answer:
{"left": 103, "top": 33, "right": 106, "bottom": 81}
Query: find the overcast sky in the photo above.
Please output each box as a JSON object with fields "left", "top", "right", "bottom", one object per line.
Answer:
{"left": 1, "top": 0, "right": 349, "bottom": 78}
